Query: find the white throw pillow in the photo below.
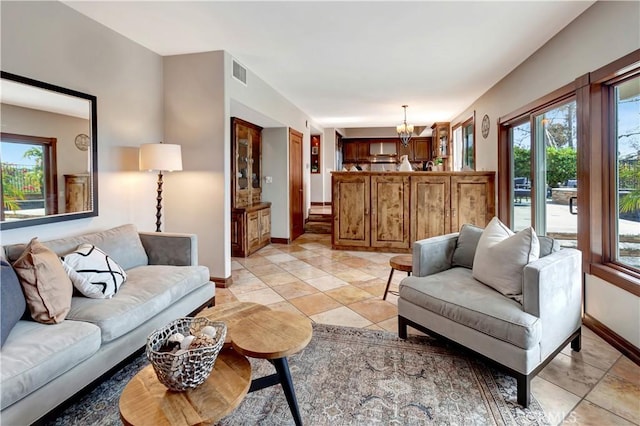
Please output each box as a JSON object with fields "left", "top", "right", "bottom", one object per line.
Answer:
{"left": 472, "top": 217, "right": 540, "bottom": 303}
{"left": 62, "top": 244, "right": 127, "bottom": 299}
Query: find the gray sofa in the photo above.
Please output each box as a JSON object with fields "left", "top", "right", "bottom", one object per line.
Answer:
{"left": 398, "top": 231, "right": 582, "bottom": 407}
{"left": 0, "top": 224, "right": 214, "bottom": 425}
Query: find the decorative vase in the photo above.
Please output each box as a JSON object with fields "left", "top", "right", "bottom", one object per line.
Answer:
{"left": 398, "top": 155, "right": 413, "bottom": 172}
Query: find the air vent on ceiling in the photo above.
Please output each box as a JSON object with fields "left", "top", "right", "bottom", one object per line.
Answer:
{"left": 232, "top": 60, "right": 247, "bottom": 85}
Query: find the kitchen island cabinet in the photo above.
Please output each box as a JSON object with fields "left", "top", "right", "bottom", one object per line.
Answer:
{"left": 331, "top": 171, "right": 495, "bottom": 252}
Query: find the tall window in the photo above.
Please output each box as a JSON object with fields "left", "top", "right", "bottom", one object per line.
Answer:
{"left": 511, "top": 120, "right": 532, "bottom": 231}
{"left": 462, "top": 118, "right": 475, "bottom": 170}
{"left": 502, "top": 98, "right": 577, "bottom": 246}
{"left": 452, "top": 116, "right": 475, "bottom": 171}
{"left": 613, "top": 75, "right": 640, "bottom": 270}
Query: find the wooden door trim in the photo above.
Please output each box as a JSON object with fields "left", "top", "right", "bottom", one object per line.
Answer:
{"left": 289, "top": 128, "right": 304, "bottom": 241}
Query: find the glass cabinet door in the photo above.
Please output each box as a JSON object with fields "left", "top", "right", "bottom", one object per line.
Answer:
{"left": 236, "top": 126, "right": 249, "bottom": 191}
{"left": 251, "top": 127, "right": 261, "bottom": 189}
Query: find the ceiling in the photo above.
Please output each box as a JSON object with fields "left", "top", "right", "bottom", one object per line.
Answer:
{"left": 64, "top": 1, "right": 594, "bottom": 130}
{"left": 2, "top": 79, "right": 90, "bottom": 119}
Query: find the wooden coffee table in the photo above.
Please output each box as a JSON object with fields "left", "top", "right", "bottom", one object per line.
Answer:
{"left": 119, "top": 348, "right": 251, "bottom": 426}
{"left": 200, "top": 302, "right": 312, "bottom": 426}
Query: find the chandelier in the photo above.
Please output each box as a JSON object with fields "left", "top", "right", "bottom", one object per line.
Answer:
{"left": 396, "top": 105, "right": 414, "bottom": 147}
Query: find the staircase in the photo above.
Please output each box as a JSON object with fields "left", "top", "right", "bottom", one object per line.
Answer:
{"left": 304, "top": 212, "right": 332, "bottom": 234}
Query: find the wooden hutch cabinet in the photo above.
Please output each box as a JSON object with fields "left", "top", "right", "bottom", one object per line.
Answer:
{"left": 431, "top": 122, "right": 451, "bottom": 170}
{"left": 231, "top": 117, "right": 271, "bottom": 257}
{"left": 64, "top": 174, "right": 91, "bottom": 212}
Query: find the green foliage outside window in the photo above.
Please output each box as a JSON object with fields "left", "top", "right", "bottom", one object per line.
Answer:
{"left": 1, "top": 163, "right": 25, "bottom": 211}
{"left": 546, "top": 147, "right": 577, "bottom": 188}
{"left": 513, "top": 146, "right": 577, "bottom": 189}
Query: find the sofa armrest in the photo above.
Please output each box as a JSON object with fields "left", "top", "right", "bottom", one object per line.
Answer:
{"left": 412, "top": 233, "right": 459, "bottom": 277}
{"left": 139, "top": 232, "right": 198, "bottom": 266}
{"left": 523, "top": 248, "right": 582, "bottom": 357}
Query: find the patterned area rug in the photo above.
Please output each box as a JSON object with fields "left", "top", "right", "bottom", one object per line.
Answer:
{"left": 47, "top": 324, "right": 549, "bottom": 425}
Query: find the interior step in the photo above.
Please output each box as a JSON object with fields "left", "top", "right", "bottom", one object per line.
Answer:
{"left": 304, "top": 222, "right": 332, "bottom": 234}
{"left": 307, "top": 213, "right": 332, "bottom": 222}
{"left": 304, "top": 213, "right": 332, "bottom": 234}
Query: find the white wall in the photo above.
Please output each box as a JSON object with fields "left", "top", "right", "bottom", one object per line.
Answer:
{"left": 586, "top": 275, "right": 640, "bottom": 347}
{"left": 162, "top": 51, "right": 318, "bottom": 279}
{"left": 163, "top": 51, "right": 227, "bottom": 278}
{"left": 322, "top": 127, "right": 345, "bottom": 202}
{"left": 225, "top": 52, "right": 315, "bottom": 236}
{"left": 262, "top": 127, "right": 289, "bottom": 237}
{"left": 343, "top": 127, "right": 398, "bottom": 138}
{"left": 451, "top": 1, "right": 640, "bottom": 173}
{"left": 451, "top": 0, "right": 640, "bottom": 346}
{"left": 1, "top": 1, "right": 163, "bottom": 245}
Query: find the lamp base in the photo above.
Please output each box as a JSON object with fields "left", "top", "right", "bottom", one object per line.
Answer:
{"left": 155, "top": 171, "right": 163, "bottom": 232}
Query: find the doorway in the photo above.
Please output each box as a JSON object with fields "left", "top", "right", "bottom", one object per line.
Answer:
{"left": 289, "top": 128, "right": 304, "bottom": 241}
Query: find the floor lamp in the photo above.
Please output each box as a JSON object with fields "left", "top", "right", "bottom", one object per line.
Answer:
{"left": 139, "top": 142, "right": 183, "bottom": 232}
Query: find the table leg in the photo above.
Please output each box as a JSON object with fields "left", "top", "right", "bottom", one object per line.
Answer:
{"left": 383, "top": 268, "right": 394, "bottom": 300}
{"left": 273, "top": 357, "right": 303, "bottom": 426}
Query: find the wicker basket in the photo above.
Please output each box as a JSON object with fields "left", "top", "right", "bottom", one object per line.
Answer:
{"left": 146, "top": 317, "right": 227, "bottom": 391}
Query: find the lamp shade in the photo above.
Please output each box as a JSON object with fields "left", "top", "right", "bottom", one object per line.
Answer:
{"left": 139, "top": 143, "right": 183, "bottom": 171}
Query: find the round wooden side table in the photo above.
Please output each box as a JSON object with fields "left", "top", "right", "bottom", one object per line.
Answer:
{"left": 200, "top": 302, "right": 312, "bottom": 426}
{"left": 119, "top": 348, "right": 251, "bottom": 426}
{"left": 383, "top": 254, "right": 413, "bottom": 300}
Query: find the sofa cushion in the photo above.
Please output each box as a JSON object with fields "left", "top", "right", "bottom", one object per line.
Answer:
{"left": 451, "top": 224, "right": 483, "bottom": 269}
{"left": 399, "top": 267, "right": 541, "bottom": 350}
{"left": 65, "top": 265, "right": 210, "bottom": 343}
{"left": 12, "top": 238, "right": 73, "bottom": 324}
{"left": 3, "top": 225, "right": 149, "bottom": 271}
{"left": 62, "top": 244, "right": 127, "bottom": 298}
{"left": 0, "top": 260, "right": 27, "bottom": 347}
{"left": 0, "top": 319, "right": 101, "bottom": 410}
{"left": 539, "top": 235, "right": 560, "bottom": 257}
{"left": 472, "top": 217, "right": 540, "bottom": 303}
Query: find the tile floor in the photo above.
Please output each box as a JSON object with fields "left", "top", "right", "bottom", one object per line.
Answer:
{"left": 221, "top": 233, "right": 640, "bottom": 426}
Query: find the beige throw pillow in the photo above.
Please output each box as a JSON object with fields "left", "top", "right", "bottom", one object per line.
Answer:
{"left": 12, "top": 238, "right": 73, "bottom": 324}
{"left": 472, "top": 217, "right": 540, "bottom": 302}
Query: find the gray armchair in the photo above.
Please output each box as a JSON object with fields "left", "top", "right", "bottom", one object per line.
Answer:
{"left": 398, "top": 231, "right": 582, "bottom": 407}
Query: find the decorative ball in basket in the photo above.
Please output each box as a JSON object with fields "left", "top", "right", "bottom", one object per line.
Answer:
{"left": 146, "top": 317, "right": 226, "bottom": 391}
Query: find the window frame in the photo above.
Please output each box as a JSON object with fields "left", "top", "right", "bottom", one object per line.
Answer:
{"left": 461, "top": 115, "right": 476, "bottom": 170}
{"left": 451, "top": 112, "right": 476, "bottom": 171}
{"left": 497, "top": 84, "right": 575, "bottom": 230}
{"left": 586, "top": 54, "right": 640, "bottom": 292}
{"left": 0, "top": 132, "right": 58, "bottom": 221}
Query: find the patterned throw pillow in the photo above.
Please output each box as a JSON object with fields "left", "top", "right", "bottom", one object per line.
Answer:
{"left": 62, "top": 244, "right": 127, "bottom": 299}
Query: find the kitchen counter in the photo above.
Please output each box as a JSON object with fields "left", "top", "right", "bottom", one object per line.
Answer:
{"left": 331, "top": 171, "right": 496, "bottom": 252}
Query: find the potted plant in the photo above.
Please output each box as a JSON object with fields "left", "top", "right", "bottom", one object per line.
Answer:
{"left": 434, "top": 157, "right": 443, "bottom": 171}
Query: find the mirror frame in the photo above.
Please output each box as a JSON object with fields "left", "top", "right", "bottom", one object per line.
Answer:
{"left": 0, "top": 71, "right": 98, "bottom": 230}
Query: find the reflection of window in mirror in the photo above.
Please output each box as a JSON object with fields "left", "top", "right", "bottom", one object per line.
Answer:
{"left": 1, "top": 133, "right": 57, "bottom": 221}
{"left": 1, "top": 71, "right": 97, "bottom": 230}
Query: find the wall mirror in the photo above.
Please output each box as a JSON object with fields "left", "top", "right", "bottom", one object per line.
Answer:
{"left": 0, "top": 71, "right": 98, "bottom": 230}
